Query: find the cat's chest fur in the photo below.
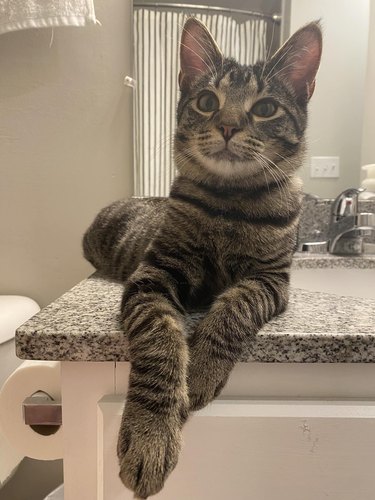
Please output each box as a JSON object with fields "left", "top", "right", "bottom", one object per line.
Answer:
{"left": 183, "top": 218, "right": 284, "bottom": 309}
{"left": 164, "top": 177, "right": 301, "bottom": 310}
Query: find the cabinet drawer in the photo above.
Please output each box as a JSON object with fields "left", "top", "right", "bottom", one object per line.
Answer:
{"left": 98, "top": 396, "right": 375, "bottom": 500}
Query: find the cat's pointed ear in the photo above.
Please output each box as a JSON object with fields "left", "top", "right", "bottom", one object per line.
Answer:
{"left": 267, "top": 21, "right": 322, "bottom": 101}
{"left": 179, "top": 18, "right": 223, "bottom": 91}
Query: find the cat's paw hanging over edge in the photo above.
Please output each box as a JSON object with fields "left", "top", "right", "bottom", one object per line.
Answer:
{"left": 117, "top": 409, "right": 182, "bottom": 498}
{"left": 188, "top": 350, "right": 230, "bottom": 411}
{"left": 188, "top": 374, "right": 227, "bottom": 411}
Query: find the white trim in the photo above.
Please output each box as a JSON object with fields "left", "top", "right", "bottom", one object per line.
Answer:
{"left": 98, "top": 394, "right": 375, "bottom": 419}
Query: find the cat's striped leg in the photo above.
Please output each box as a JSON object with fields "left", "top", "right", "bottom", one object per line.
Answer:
{"left": 117, "top": 262, "right": 190, "bottom": 499}
{"left": 187, "top": 272, "right": 289, "bottom": 411}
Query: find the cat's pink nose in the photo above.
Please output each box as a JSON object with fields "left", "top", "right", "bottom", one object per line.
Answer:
{"left": 218, "top": 125, "right": 239, "bottom": 141}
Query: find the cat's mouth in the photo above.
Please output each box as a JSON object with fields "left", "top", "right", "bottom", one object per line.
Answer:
{"left": 209, "top": 150, "right": 240, "bottom": 162}
{"left": 204, "top": 138, "right": 262, "bottom": 163}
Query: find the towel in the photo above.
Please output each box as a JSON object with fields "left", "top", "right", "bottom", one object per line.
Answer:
{"left": 0, "top": 0, "right": 97, "bottom": 35}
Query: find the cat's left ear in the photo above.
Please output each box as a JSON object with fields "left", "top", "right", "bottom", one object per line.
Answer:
{"left": 179, "top": 18, "right": 223, "bottom": 91}
{"left": 267, "top": 21, "right": 322, "bottom": 101}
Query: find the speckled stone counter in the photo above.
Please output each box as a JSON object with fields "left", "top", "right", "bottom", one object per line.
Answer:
{"left": 291, "top": 252, "right": 375, "bottom": 270}
{"left": 15, "top": 255, "right": 375, "bottom": 363}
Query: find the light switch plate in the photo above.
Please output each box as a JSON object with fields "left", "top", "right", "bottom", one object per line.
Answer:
{"left": 310, "top": 156, "right": 340, "bottom": 178}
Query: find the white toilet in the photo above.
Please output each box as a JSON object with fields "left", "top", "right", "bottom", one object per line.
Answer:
{"left": 0, "top": 295, "right": 40, "bottom": 487}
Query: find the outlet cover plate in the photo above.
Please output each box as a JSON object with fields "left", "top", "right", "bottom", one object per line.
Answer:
{"left": 310, "top": 156, "right": 340, "bottom": 178}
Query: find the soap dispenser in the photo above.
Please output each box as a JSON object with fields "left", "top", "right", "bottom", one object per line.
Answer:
{"left": 360, "top": 164, "right": 375, "bottom": 199}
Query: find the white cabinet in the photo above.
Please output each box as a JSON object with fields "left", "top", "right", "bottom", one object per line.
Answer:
{"left": 61, "top": 362, "right": 375, "bottom": 500}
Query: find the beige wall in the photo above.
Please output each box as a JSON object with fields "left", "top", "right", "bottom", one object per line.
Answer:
{"left": 0, "top": 0, "right": 134, "bottom": 307}
{"left": 361, "top": 0, "right": 375, "bottom": 169}
{"left": 290, "top": 0, "right": 369, "bottom": 199}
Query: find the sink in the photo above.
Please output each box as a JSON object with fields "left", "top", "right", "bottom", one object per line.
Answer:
{"left": 290, "top": 268, "right": 375, "bottom": 299}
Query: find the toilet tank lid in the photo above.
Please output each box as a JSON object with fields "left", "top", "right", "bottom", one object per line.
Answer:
{"left": 0, "top": 296, "right": 40, "bottom": 345}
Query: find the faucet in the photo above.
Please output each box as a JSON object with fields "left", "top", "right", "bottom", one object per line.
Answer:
{"left": 327, "top": 188, "right": 375, "bottom": 254}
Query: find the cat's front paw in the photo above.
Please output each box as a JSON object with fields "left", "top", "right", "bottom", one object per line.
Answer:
{"left": 188, "top": 357, "right": 228, "bottom": 412}
{"left": 117, "top": 406, "right": 182, "bottom": 499}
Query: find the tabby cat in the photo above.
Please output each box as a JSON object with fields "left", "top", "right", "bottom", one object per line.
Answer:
{"left": 83, "top": 18, "right": 322, "bottom": 499}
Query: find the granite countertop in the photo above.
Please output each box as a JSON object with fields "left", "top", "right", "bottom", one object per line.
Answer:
{"left": 16, "top": 254, "right": 375, "bottom": 363}
{"left": 292, "top": 252, "right": 375, "bottom": 270}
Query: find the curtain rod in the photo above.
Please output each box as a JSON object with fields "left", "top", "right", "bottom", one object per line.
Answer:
{"left": 134, "top": 2, "right": 281, "bottom": 23}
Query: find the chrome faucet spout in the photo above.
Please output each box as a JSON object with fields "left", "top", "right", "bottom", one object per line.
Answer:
{"left": 328, "top": 188, "right": 375, "bottom": 255}
{"left": 331, "top": 187, "right": 365, "bottom": 220}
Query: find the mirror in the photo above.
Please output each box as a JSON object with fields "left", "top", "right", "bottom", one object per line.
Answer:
{"left": 289, "top": 0, "right": 372, "bottom": 199}
{"left": 133, "top": 0, "right": 373, "bottom": 199}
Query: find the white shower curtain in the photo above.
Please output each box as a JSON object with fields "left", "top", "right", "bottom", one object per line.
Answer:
{"left": 133, "top": 7, "right": 269, "bottom": 197}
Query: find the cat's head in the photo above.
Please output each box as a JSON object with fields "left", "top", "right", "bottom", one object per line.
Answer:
{"left": 175, "top": 18, "right": 322, "bottom": 188}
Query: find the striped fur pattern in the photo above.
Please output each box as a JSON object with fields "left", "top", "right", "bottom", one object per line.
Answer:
{"left": 83, "top": 18, "right": 322, "bottom": 499}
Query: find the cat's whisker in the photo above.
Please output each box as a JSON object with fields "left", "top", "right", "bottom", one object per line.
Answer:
{"left": 264, "top": 45, "right": 299, "bottom": 83}
{"left": 179, "top": 41, "right": 217, "bottom": 80}
{"left": 255, "top": 152, "right": 288, "bottom": 186}
{"left": 259, "top": 21, "right": 277, "bottom": 81}
{"left": 273, "top": 151, "right": 298, "bottom": 169}
{"left": 174, "top": 145, "right": 200, "bottom": 167}
{"left": 266, "top": 43, "right": 297, "bottom": 74}
{"left": 258, "top": 152, "right": 289, "bottom": 178}
{"left": 265, "top": 58, "right": 302, "bottom": 84}
{"left": 253, "top": 152, "right": 285, "bottom": 189}
{"left": 252, "top": 153, "right": 281, "bottom": 197}
{"left": 181, "top": 29, "right": 219, "bottom": 82}
{"left": 252, "top": 153, "right": 272, "bottom": 194}
{"left": 255, "top": 152, "right": 292, "bottom": 215}
{"left": 152, "top": 136, "right": 175, "bottom": 157}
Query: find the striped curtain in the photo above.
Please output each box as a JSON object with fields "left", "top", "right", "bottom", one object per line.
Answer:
{"left": 133, "top": 7, "right": 269, "bottom": 197}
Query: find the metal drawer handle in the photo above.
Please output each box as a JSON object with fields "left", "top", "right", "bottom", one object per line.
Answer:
{"left": 23, "top": 390, "right": 62, "bottom": 427}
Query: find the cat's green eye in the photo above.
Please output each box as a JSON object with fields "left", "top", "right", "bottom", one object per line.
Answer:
{"left": 197, "top": 92, "right": 220, "bottom": 113}
{"left": 251, "top": 99, "right": 278, "bottom": 118}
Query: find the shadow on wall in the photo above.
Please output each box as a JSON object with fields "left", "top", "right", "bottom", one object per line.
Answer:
{"left": 0, "top": 458, "right": 63, "bottom": 500}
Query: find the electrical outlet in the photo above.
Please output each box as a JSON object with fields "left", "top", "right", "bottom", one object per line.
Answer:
{"left": 310, "top": 156, "right": 340, "bottom": 178}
